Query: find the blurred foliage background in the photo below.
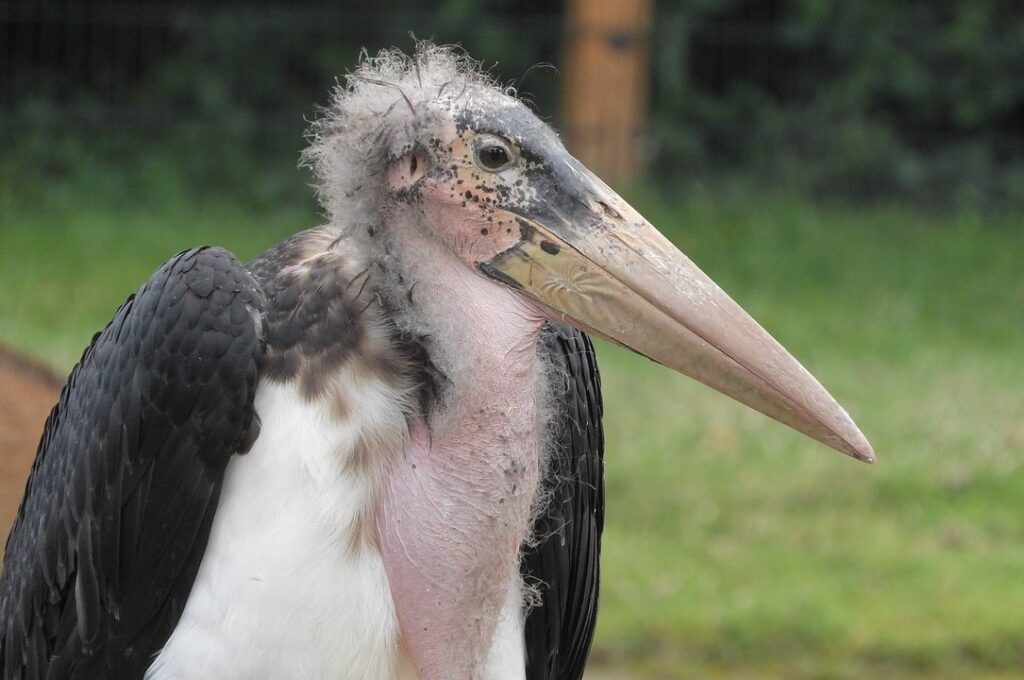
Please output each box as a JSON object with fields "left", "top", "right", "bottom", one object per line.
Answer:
{"left": 3, "top": 0, "right": 1023, "bottom": 209}
{"left": 2, "top": 1, "right": 1023, "bottom": 678}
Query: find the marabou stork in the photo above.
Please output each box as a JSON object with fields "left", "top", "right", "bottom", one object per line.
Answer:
{"left": 0, "top": 46, "right": 874, "bottom": 680}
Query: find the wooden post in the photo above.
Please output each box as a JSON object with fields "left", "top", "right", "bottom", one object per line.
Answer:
{"left": 563, "top": 0, "right": 654, "bottom": 184}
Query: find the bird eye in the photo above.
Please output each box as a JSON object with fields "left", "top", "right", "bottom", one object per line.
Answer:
{"left": 474, "top": 137, "right": 515, "bottom": 172}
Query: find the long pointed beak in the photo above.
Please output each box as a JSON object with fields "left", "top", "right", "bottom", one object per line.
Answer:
{"left": 480, "top": 165, "right": 874, "bottom": 463}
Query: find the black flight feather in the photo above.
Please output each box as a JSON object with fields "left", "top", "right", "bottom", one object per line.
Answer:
{"left": 523, "top": 324, "right": 606, "bottom": 680}
{"left": 0, "top": 248, "right": 264, "bottom": 680}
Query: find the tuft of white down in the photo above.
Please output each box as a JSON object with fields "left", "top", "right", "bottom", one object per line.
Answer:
{"left": 146, "top": 368, "right": 410, "bottom": 680}
{"left": 302, "top": 42, "right": 518, "bottom": 245}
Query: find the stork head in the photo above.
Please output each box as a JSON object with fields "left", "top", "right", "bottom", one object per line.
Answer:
{"left": 306, "top": 44, "right": 874, "bottom": 463}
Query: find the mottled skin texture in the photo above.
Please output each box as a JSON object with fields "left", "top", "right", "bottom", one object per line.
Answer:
{"left": 372, "top": 116, "right": 575, "bottom": 677}
{"left": 376, "top": 217, "right": 547, "bottom": 676}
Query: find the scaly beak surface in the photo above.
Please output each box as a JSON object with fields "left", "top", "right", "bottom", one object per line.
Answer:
{"left": 482, "top": 167, "right": 875, "bottom": 463}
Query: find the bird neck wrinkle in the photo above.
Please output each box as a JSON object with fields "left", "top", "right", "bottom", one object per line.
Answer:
{"left": 374, "top": 221, "right": 547, "bottom": 678}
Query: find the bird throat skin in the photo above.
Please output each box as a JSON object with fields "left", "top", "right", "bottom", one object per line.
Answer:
{"left": 375, "top": 216, "right": 548, "bottom": 679}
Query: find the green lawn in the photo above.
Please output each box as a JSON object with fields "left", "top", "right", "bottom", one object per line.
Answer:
{"left": 2, "top": 183, "right": 1022, "bottom": 679}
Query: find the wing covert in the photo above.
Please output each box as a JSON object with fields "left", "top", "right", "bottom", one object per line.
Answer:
{"left": 0, "top": 247, "right": 264, "bottom": 680}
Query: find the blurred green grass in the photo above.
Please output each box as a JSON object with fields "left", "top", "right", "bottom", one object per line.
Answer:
{"left": 596, "top": 191, "right": 1024, "bottom": 678}
{"left": 1, "top": 182, "right": 1022, "bottom": 679}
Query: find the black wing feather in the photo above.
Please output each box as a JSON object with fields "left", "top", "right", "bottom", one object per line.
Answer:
{"left": 0, "top": 247, "right": 264, "bottom": 680}
{"left": 523, "top": 323, "right": 605, "bottom": 680}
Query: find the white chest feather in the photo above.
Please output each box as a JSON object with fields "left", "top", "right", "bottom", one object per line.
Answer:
{"left": 146, "top": 375, "right": 529, "bottom": 679}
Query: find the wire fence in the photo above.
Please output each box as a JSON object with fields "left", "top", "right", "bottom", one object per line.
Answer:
{"left": 0, "top": 2, "right": 565, "bottom": 130}
{"left": 3, "top": 1, "right": 1022, "bottom": 205}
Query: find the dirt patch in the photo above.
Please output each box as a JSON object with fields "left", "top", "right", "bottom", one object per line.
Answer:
{"left": 0, "top": 346, "right": 63, "bottom": 558}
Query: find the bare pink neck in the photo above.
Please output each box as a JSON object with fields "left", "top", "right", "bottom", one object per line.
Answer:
{"left": 376, "top": 228, "right": 548, "bottom": 678}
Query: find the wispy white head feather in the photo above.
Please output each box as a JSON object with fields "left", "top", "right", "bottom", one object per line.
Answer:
{"left": 303, "top": 43, "right": 516, "bottom": 230}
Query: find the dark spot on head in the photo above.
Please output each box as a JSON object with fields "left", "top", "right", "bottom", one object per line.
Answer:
{"left": 464, "top": 190, "right": 472, "bottom": 199}
{"left": 540, "top": 240, "right": 560, "bottom": 255}
{"left": 480, "top": 228, "right": 489, "bottom": 235}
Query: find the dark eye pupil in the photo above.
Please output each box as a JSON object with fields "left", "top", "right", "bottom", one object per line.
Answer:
{"left": 480, "top": 145, "right": 510, "bottom": 170}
